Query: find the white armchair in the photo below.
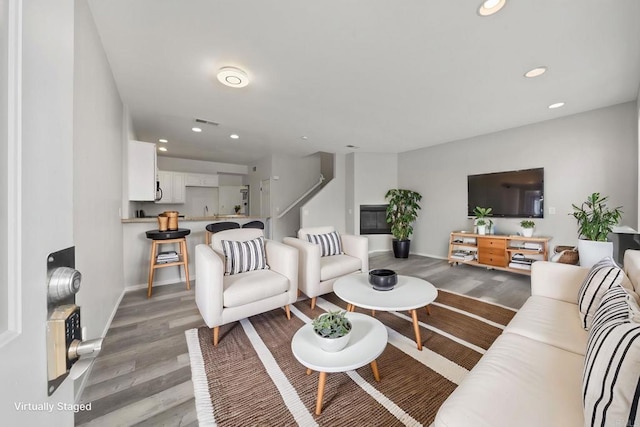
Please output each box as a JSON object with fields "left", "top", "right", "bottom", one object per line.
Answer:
{"left": 195, "top": 228, "right": 298, "bottom": 346}
{"left": 283, "top": 226, "right": 368, "bottom": 309}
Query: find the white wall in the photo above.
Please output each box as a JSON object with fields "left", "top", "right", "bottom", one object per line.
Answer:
{"left": 0, "top": 0, "right": 76, "bottom": 424}
{"left": 350, "top": 152, "right": 398, "bottom": 252}
{"left": 271, "top": 153, "right": 321, "bottom": 241}
{"left": 302, "top": 153, "right": 347, "bottom": 233}
{"left": 399, "top": 102, "right": 639, "bottom": 258}
{"left": 73, "top": 0, "right": 126, "bottom": 397}
{"left": 0, "top": 0, "right": 9, "bottom": 334}
{"left": 248, "top": 155, "right": 272, "bottom": 217}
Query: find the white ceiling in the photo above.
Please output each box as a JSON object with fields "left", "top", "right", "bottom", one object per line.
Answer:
{"left": 87, "top": 0, "right": 640, "bottom": 165}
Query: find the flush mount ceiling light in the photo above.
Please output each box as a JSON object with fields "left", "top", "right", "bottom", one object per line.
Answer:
{"left": 192, "top": 127, "right": 202, "bottom": 132}
{"left": 478, "top": 0, "right": 506, "bottom": 16}
{"left": 158, "top": 138, "right": 168, "bottom": 143}
{"left": 217, "top": 66, "right": 249, "bottom": 88}
{"left": 230, "top": 134, "right": 239, "bottom": 139}
{"left": 158, "top": 146, "right": 167, "bottom": 152}
{"left": 524, "top": 66, "right": 547, "bottom": 78}
{"left": 548, "top": 102, "right": 565, "bottom": 109}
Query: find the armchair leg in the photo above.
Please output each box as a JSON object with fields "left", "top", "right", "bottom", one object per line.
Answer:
{"left": 284, "top": 305, "right": 291, "bottom": 320}
{"left": 310, "top": 297, "right": 317, "bottom": 310}
{"left": 212, "top": 327, "right": 220, "bottom": 346}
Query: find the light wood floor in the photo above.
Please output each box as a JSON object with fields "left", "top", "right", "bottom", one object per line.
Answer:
{"left": 75, "top": 253, "right": 531, "bottom": 426}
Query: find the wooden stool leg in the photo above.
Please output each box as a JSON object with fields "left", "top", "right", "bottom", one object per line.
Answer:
{"left": 181, "top": 238, "right": 191, "bottom": 290}
{"left": 370, "top": 360, "right": 381, "bottom": 382}
{"left": 411, "top": 309, "right": 423, "bottom": 351}
{"left": 284, "top": 305, "right": 291, "bottom": 320}
{"left": 315, "top": 372, "right": 327, "bottom": 415}
{"left": 310, "top": 297, "right": 317, "bottom": 310}
{"left": 147, "top": 241, "right": 158, "bottom": 298}
{"left": 212, "top": 327, "right": 220, "bottom": 346}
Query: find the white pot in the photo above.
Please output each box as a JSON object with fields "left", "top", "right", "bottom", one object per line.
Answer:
{"left": 577, "top": 239, "right": 613, "bottom": 268}
{"left": 521, "top": 227, "right": 534, "bottom": 237}
{"left": 316, "top": 330, "right": 351, "bottom": 352}
{"left": 477, "top": 225, "right": 487, "bottom": 235}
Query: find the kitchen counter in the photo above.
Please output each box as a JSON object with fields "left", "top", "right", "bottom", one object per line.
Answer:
{"left": 121, "top": 215, "right": 261, "bottom": 223}
{"left": 122, "top": 216, "right": 268, "bottom": 289}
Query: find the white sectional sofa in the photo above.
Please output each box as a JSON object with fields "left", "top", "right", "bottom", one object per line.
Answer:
{"left": 435, "top": 251, "right": 640, "bottom": 427}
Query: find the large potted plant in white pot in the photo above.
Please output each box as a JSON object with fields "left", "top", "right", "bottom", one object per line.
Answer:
{"left": 571, "top": 192, "right": 622, "bottom": 267}
{"left": 385, "top": 189, "right": 422, "bottom": 258}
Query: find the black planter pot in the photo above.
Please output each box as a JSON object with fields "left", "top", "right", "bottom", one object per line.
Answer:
{"left": 392, "top": 239, "right": 411, "bottom": 258}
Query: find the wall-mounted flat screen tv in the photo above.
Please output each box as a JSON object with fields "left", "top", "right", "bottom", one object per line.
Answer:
{"left": 467, "top": 167, "right": 544, "bottom": 218}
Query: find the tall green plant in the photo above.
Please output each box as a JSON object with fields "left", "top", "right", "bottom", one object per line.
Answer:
{"left": 385, "top": 189, "right": 422, "bottom": 241}
{"left": 570, "top": 192, "right": 622, "bottom": 241}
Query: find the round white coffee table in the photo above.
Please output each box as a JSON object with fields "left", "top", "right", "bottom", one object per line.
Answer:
{"left": 291, "top": 312, "right": 387, "bottom": 415}
{"left": 333, "top": 273, "right": 438, "bottom": 350}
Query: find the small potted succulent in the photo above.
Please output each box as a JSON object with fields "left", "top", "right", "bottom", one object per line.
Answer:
{"left": 234, "top": 205, "right": 242, "bottom": 214}
{"left": 520, "top": 220, "right": 535, "bottom": 237}
{"left": 312, "top": 310, "right": 352, "bottom": 352}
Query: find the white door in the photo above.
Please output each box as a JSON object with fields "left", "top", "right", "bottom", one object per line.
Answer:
{"left": 0, "top": 2, "right": 77, "bottom": 424}
{"left": 261, "top": 179, "right": 271, "bottom": 218}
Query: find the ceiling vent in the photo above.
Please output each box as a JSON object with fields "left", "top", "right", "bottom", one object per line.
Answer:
{"left": 194, "top": 118, "right": 220, "bottom": 127}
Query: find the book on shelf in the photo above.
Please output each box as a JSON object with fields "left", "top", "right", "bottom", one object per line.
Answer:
{"left": 156, "top": 251, "right": 179, "bottom": 263}
{"left": 523, "top": 242, "right": 543, "bottom": 251}
{"left": 509, "top": 262, "right": 532, "bottom": 270}
{"left": 510, "top": 253, "right": 536, "bottom": 265}
{"left": 451, "top": 250, "right": 475, "bottom": 261}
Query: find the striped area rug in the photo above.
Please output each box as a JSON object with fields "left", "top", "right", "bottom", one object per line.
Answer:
{"left": 185, "top": 290, "right": 516, "bottom": 426}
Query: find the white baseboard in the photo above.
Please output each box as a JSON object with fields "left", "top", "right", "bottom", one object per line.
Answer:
{"left": 125, "top": 276, "right": 188, "bottom": 291}
{"left": 410, "top": 252, "right": 448, "bottom": 260}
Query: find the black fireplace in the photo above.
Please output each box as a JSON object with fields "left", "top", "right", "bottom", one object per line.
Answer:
{"left": 360, "top": 205, "right": 391, "bottom": 235}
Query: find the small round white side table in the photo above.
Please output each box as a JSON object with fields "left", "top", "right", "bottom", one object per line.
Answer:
{"left": 291, "top": 312, "right": 387, "bottom": 415}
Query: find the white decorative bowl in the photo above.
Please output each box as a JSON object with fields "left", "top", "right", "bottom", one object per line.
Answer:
{"left": 316, "top": 330, "right": 351, "bottom": 352}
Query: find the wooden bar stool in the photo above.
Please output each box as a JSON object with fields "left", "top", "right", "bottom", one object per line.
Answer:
{"left": 145, "top": 228, "right": 191, "bottom": 298}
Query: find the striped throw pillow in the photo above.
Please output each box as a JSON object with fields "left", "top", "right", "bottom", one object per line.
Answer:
{"left": 583, "top": 285, "right": 640, "bottom": 427}
{"left": 307, "top": 231, "right": 343, "bottom": 257}
{"left": 578, "top": 257, "right": 626, "bottom": 330}
{"left": 221, "top": 237, "right": 269, "bottom": 276}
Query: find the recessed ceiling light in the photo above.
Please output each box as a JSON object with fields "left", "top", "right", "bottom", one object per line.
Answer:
{"left": 192, "top": 127, "right": 202, "bottom": 132}
{"left": 301, "top": 136, "right": 308, "bottom": 140}
{"left": 548, "top": 102, "right": 565, "bottom": 109}
{"left": 158, "top": 147, "right": 167, "bottom": 152}
{"left": 217, "top": 67, "right": 249, "bottom": 88}
{"left": 478, "top": 0, "right": 506, "bottom": 16}
{"left": 230, "top": 134, "right": 239, "bottom": 139}
{"left": 524, "top": 66, "right": 547, "bottom": 78}
{"left": 158, "top": 138, "right": 168, "bottom": 143}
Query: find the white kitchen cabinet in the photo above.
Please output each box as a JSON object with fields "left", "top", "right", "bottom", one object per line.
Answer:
{"left": 155, "top": 170, "right": 185, "bottom": 204}
{"left": 185, "top": 173, "right": 219, "bottom": 187}
{"left": 128, "top": 140, "right": 156, "bottom": 201}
